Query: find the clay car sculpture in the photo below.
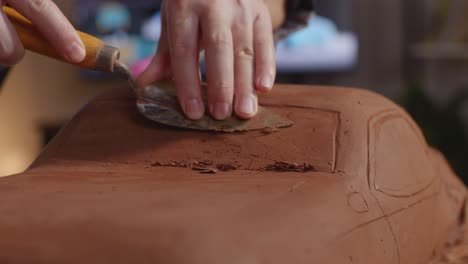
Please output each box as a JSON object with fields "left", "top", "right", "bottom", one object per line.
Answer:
{"left": 0, "top": 84, "right": 465, "bottom": 264}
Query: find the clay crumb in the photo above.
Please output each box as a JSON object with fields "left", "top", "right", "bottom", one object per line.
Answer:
{"left": 191, "top": 160, "right": 213, "bottom": 167}
{"left": 262, "top": 127, "right": 280, "bottom": 135}
{"left": 216, "top": 164, "right": 238, "bottom": 172}
{"left": 191, "top": 160, "right": 217, "bottom": 174}
{"left": 263, "top": 162, "right": 316, "bottom": 173}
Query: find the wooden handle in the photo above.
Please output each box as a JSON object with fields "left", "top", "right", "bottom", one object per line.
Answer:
{"left": 3, "top": 6, "right": 119, "bottom": 71}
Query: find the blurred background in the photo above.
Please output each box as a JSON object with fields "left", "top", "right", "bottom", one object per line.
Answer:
{"left": 1, "top": 0, "right": 468, "bottom": 182}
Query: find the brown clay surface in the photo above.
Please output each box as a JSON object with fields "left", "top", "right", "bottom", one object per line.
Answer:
{"left": 0, "top": 84, "right": 466, "bottom": 264}
{"left": 35, "top": 89, "right": 339, "bottom": 173}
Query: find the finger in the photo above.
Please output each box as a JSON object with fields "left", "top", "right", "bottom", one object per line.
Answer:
{"left": 136, "top": 45, "right": 171, "bottom": 86}
{"left": 167, "top": 2, "right": 204, "bottom": 120}
{"left": 130, "top": 57, "right": 152, "bottom": 78}
{"left": 137, "top": 7, "right": 172, "bottom": 89}
{"left": 8, "top": 0, "right": 85, "bottom": 63}
{"left": 0, "top": 7, "right": 24, "bottom": 65}
{"left": 254, "top": 7, "right": 275, "bottom": 92}
{"left": 202, "top": 9, "right": 234, "bottom": 120}
{"left": 232, "top": 16, "right": 257, "bottom": 119}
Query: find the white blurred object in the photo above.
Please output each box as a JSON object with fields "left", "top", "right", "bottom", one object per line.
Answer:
{"left": 141, "top": 12, "right": 162, "bottom": 42}
{"left": 276, "top": 32, "right": 358, "bottom": 72}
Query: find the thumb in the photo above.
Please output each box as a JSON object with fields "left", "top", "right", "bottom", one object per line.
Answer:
{"left": 0, "top": 6, "right": 24, "bottom": 65}
{"left": 136, "top": 41, "right": 171, "bottom": 88}
{"left": 136, "top": 6, "right": 171, "bottom": 88}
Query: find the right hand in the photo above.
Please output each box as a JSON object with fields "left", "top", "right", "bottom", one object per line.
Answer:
{"left": 137, "top": 0, "right": 276, "bottom": 121}
{"left": 0, "top": 0, "right": 85, "bottom": 66}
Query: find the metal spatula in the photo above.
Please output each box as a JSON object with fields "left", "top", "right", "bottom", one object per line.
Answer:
{"left": 136, "top": 81, "right": 293, "bottom": 132}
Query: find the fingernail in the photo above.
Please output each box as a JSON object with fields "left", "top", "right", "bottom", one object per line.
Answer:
{"left": 237, "top": 95, "right": 257, "bottom": 118}
{"left": 258, "top": 75, "right": 274, "bottom": 90}
{"left": 210, "top": 102, "right": 231, "bottom": 120}
{"left": 184, "top": 99, "right": 204, "bottom": 120}
{"left": 66, "top": 41, "right": 86, "bottom": 63}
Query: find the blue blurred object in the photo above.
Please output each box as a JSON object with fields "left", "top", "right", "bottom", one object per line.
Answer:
{"left": 202, "top": 15, "right": 358, "bottom": 73}
{"left": 95, "top": 2, "right": 131, "bottom": 33}
{"left": 283, "top": 16, "right": 338, "bottom": 47}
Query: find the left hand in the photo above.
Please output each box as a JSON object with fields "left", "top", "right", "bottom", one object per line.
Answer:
{"left": 137, "top": 0, "right": 276, "bottom": 120}
{"left": 0, "top": 0, "right": 85, "bottom": 66}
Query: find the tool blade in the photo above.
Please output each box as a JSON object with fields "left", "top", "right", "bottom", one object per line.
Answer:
{"left": 136, "top": 81, "right": 293, "bottom": 132}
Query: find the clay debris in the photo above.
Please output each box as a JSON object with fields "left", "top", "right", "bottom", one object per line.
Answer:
{"left": 151, "top": 161, "right": 188, "bottom": 168}
{"left": 261, "top": 127, "right": 280, "bottom": 135}
{"left": 263, "top": 162, "right": 316, "bottom": 173}
{"left": 152, "top": 160, "right": 238, "bottom": 174}
{"left": 192, "top": 161, "right": 239, "bottom": 173}
{"left": 216, "top": 164, "right": 238, "bottom": 172}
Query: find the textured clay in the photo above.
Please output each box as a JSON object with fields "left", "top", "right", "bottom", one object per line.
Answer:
{"left": 0, "top": 85, "right": 466, "bottom": 264}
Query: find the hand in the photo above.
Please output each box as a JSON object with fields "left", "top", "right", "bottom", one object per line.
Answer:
{"left": 0, "top": 0, "right": 85, "bottom": 65}
{"left": 137, "top": 0, "right": 276, "bottom": 120}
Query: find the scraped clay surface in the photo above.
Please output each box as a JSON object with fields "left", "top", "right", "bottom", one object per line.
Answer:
{"left": 0, "top": 84, "right": 466, "bottom": 264}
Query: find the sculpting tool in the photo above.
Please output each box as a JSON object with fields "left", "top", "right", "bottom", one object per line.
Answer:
{"left": 4, "top": 6, "right": 292, "bottom": 132}
{"left": 3, "top": 6, "right": 132, "bottom": 84}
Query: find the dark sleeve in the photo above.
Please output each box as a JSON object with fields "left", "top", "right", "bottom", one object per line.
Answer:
{"left": 274, "top": 0, "right": 315, "bottom": 42}
{"left": 0, "top": 66, "right": 10, "bottom": 89}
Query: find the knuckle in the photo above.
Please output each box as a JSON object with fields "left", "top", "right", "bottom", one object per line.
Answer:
{"left": 0, "top": 47, "right": 24, "bottom": 66}
{"left": 236, "top": 0, "right": 263, "bottom": 15}
{"left": 205, "top": 0, "right": 223, "bottom": 11}
{"left": 207, "top": 32, "right": 232, "bottom": 47}
{"left": 171, "top": 0, "right": 189, "bottom": 9}
{"left": 27, "top": 0, "right": 51, "bottom": 14}
{"left": 258, "top": 6, "right": 271, "bottom": 22}
{"left": 235, "top": 47, "right": 254, "bottom": 60}
{"left": 235, "top": 0, "right": 250, "bottom": 10}
{"left": 211, "top": 80, "right": 233, "bottom": 91}
{"left": 255, "top": 41, "right": 273, "bottom": 55}
{"left": 171, "top": 39, "right": 192, "bottom": 57}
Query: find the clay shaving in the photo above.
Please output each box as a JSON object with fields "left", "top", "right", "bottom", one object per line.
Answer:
{"left": 263, "top": 162, "right": 316, "bottom": 173}
{"left": 152, "top": 160, "right": 315, "bottom": 173}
